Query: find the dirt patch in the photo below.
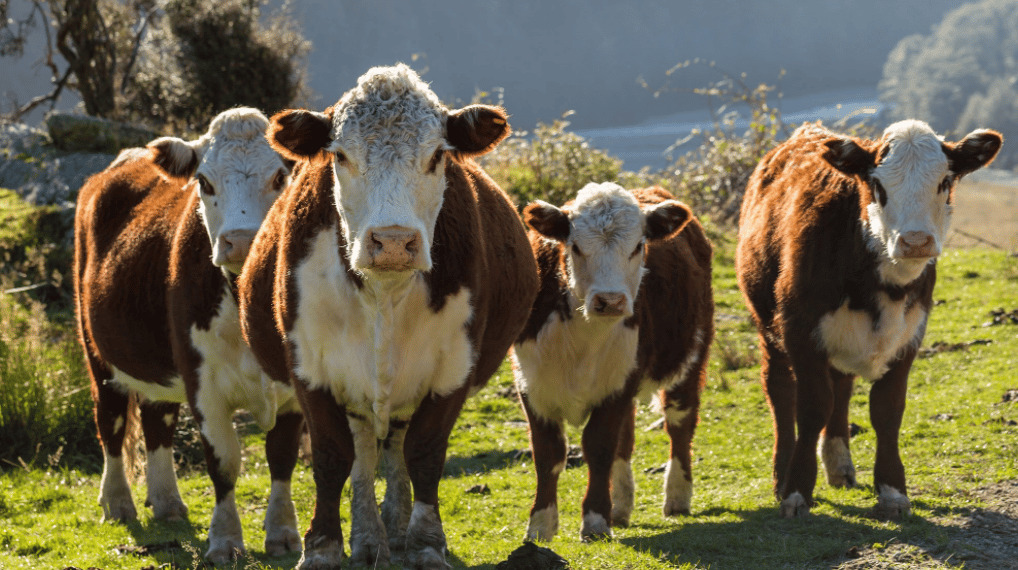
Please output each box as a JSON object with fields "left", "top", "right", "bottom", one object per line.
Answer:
{"left": 949, "top": 179, "right": 1018, "bottom": 251}
{"left": 834, "top": 480, "right": 1018, "bottom": 570}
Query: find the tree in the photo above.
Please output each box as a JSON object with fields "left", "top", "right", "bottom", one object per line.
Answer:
{"left": 1, "top": 0, "right": 311, "bottom": 132}
{"left": 879, "top": 0, "right": 1018, "bottom": 169}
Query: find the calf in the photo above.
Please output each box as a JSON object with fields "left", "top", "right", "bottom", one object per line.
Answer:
{"left": 513, "top": 183, "right": 714, "bottom": 541}
{"left": 237, "top": 64, "right": 539, "bottom": 569}
{"left": 736, "top": 120, "right": 1002, "bottom": 518}
{"left": 74, "top": 108, "right": 303, "bottom": 562}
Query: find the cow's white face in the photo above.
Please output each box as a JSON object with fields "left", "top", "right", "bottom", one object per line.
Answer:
{"left": 824, "top": 120, "right": 1003, "bottom": 285}
{"left": 265, "top": 64, "right": 512, "bottom": 282}
{"left": 526, "top": 182, "right": 691, "bottom": 320}
{"left": 150, "top": 107, "right": 289, "bottom": 274}
{"left": 326, "top": 89, "right": 448, "bottom": 278}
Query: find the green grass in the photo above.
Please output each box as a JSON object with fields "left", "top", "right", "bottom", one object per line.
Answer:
{"left": 1, "top": 247, "right": 1016, "bottom": 569}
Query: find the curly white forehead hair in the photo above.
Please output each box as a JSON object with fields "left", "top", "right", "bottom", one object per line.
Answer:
{"left": 569, "top": 182, "right": 644, "bottom": 243}
{"left": 327, "top": 64, "right": 448, "bottom": 167}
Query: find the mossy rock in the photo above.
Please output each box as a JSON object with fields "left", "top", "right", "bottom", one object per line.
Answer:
{"left": 45, "top": 111, "right": 159, "bottom": 154}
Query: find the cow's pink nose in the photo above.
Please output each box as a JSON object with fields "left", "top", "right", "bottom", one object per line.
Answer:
{"left": 897, "top": 231, "right": 936, "bottom": 258}
{"left": 591, "top": 292, "right": 626, "bottom": 316}
{"left": 219, "top": 230, "right": 256, "bottom": 265}
{"left": 368, "top": 226, "right": 421, "bottom": 270}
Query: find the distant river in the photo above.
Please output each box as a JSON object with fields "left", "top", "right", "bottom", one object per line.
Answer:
{"left": 574, "top": 87, "right": 883, "bottom": 171}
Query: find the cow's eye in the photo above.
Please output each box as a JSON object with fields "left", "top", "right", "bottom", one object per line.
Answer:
{"left": 630, "top": 240, "right": 645, "bottom": 258}
{"left": 939, "top": 177, "right": 952, "bottom": 194}
{"left": 196, "top": 174, "right": 214, "bottom": 196}
{"left": 427, "top": 149, "right": 444, "bottom": 173}
{"left": 335, "top": 151, "right": 348, "bottom": 165}
{"left": 272, "top": 168, "right": 287, "bottom": 191}
{"left": 571, "top": 243, "right": 583, "bottom": 256}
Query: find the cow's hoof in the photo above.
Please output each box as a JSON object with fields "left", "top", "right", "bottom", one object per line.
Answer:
{"left": 265, "top": 526, "right": 302, "bottom": 557}
{"left": 404, "top": 546, "right": 451, "bottom": 570}
{"left": 611, "top": 511, "right": 631, "bottom": 528}
{"left": 149, "top": 496, "right": 188, "bottom": 521}
{"left": 869, "top": 486, "right": 911, "bottom": 520}
{"left": 526, "top": 506, "right": 558, "bottom": 542}
{"left": 297, "top": 539, "right": 344, "bottom": 570}
{"left": 662, "top": 498, "right": 691, "bottom": 517}
{"left": 821, "top": 436, "right": 856, "bottom": 488}
{"left": 827, "top": 465, "right": 857, "bottom": 489}
{"left": 101, "top": 500, "right": 138, "bottom": 523}
{"left": 779, "top": 492, "right": 810, "bottom": 518}
{"left": 580, "top": 513, "right": 612, "bottom": 542}
{"left": 350, "top": 537, "right": 390, "bottom": 568}
{"left": 205, "top": 540, "right": 246, "bottom": 565}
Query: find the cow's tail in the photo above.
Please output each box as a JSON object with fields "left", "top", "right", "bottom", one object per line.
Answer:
{"left": 123, "top": 392, "right": 144, "bottom": 483}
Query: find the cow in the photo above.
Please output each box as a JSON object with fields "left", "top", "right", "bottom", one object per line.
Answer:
{"left": 74, "top": 107, "right": 304, "bottom": 563}
{"left": 513, "top": 182, "right": 714, "bottom": 541}
{"left": 736, "top": 119, "right": 1002, "bottom": 519}
{"left": 236, "top": 64, "right": 539, "bottom": 570}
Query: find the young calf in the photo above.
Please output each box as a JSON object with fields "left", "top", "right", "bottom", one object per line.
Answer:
{"left": 74, "top": 108, "right": 303, "bottom": 562}
{"left": 513, "top": 183, "right": 714, "bottom": 541}
{"left": 737, "top": 120, "right": 1002, "bottom": 519}
{"left": 238, "top": 64, "right": 538, "bottom": 569}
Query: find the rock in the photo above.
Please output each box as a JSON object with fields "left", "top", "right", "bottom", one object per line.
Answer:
{"left": 496, "top": 542, "right": 570, "bottom": 570}
{"left": 45, "top": 111, "right": 158, "bottom": 154}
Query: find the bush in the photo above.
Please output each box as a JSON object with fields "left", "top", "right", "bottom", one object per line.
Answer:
{"left": 0, "top": 293, "right": 98, "bottom": 473}
{"left": 879, "top": 0, "right": 1018, "bottom": 169}
{"left": 479, "top": 110, "right": 650, "bottom": 208}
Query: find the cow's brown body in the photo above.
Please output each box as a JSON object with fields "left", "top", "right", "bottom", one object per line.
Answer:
{"left": 238, "top": 64, "right": 539, "bottom": 569}
{"left": 75, "top": 110, "right": 303, "bottom": 562}
{"left": 514, "top": 184, "right": 713, "bottom": 540}
{"left": 736, "top": 121, "right": 1002, "bottom": 518}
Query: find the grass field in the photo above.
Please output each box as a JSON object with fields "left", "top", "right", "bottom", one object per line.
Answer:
{"left": 1, "top": 244, "right": 1017, "bottom": 570}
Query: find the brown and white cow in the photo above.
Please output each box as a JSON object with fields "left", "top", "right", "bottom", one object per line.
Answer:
{"left": 513, "top": 183, "right": 714, "bottom": 541}
{"left": 74, "top": 108, "right": 304, "bottom": 562}
{"left": 736, "top": 120, "right": 1002, "bottom": 519}
{"left": 237, "top": 64, "right": 539, "bottom": 569}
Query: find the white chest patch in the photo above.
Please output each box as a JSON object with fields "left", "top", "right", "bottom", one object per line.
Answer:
{"left": 191, "top": 289, "right": 298, "bottom": 431}
{"left": 288, "top": 226, "right": 476, "bottom": 436}
{"left": 814, "top": 292, "right": 927, "bottom": 380}
{"left": 513, "top": 308, "right": 639, "bottom": 427}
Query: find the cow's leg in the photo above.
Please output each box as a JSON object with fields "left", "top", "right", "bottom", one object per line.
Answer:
{"left": 779, "top": 346, "right": 834, "bottom": 518}
{"left": 347, "top": 415, "right": 390, "bottom": 568}
{"left": 610, "top": 401, "right": 636, "bottom": 527}
{"left": 380, "top": 420, "right": 411, "bottom": 556}
{"left": 759, "top": 335, "right": 796, "bottom": 501}
{"left": 661, "top": 365, "right": 703, "bottom": 517}
{"left": 263, "top": 409, "right": 304, "bottom": 556}
{"left": 297, "top": 387, "right": 354, "bottom": 570}
{"left": 821, "top": 368, "right": 856, "bottom": 488}
{"left": 580, "top": 394, "right": 631, "bottom": 540}
{"left": 869, "top": 351, "right": 914, "bottom": 520}
{"left": 193, "top": 392, "right": 246, "bottom": 563}
{"left": 90, "top": 359, "right": 137, "bottom": 522}
{"left": 403, "top": 387, "right": 470, "bottom": 570}
{"left": 520, "top": 394, "right": 567, "bottom": 542}
{"left": 139, "top": 400, "right": 188, "bottom": 520}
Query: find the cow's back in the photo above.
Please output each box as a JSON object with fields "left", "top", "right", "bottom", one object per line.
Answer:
{"left": 75, "top": 155, "right": 192, "bottom": 383}
{"left": 631, "top": 187, "right": 714, "bottom": 382}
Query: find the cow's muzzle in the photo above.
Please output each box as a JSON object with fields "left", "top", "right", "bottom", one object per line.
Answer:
{"left": 895, "top": 231, "right": 937, "bottom": 259}
{"left": 216, "top": 229, "right": 257, "bottom": 269}
{"left": 367, "top": 225, "right": 423, "bottom": 271}
{"left": 589, "top": 292, "right": 628, "bottom": 317}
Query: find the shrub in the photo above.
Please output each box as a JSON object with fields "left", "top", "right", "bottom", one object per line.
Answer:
{"left": 479, "top": 110, "right": 650, "bottom": 208}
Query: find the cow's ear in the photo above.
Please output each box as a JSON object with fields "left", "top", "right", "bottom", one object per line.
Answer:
{"left": 823, "top": 137, "right": 876, "bottom": 177}
{"left": 524, "top": 200, "right": 570, "bottom": 242}
{"left": 148, "top": 137, "right": 200, "bottom": 179}
{"left": 447, "top": 105, "right": 511, "bottom": 157}
{"left": 945, "top": 129, "right": 1003, "bottom": 175}
{"left": 644, "top": 200, "right": 692, "bottom": 241}
{"left": 267, "top": 109, "right": 332, "bottom": 161}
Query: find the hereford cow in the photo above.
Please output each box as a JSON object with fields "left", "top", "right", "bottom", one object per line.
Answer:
{"left": 74, "top": 108, "right": 303, "bottom": 563}
{"left": 237, "top": 64, "right": 539, "bottom": 569}
{"left": 513, "top": 183, "right": 714, "bottom": 541}
{"left": 736, "top": 120, "right": 1002, "bottom": 519}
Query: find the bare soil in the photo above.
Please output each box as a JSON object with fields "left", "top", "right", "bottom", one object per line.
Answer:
{"left": 949, "top": 179, "right": 1018, "bottom": 251}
